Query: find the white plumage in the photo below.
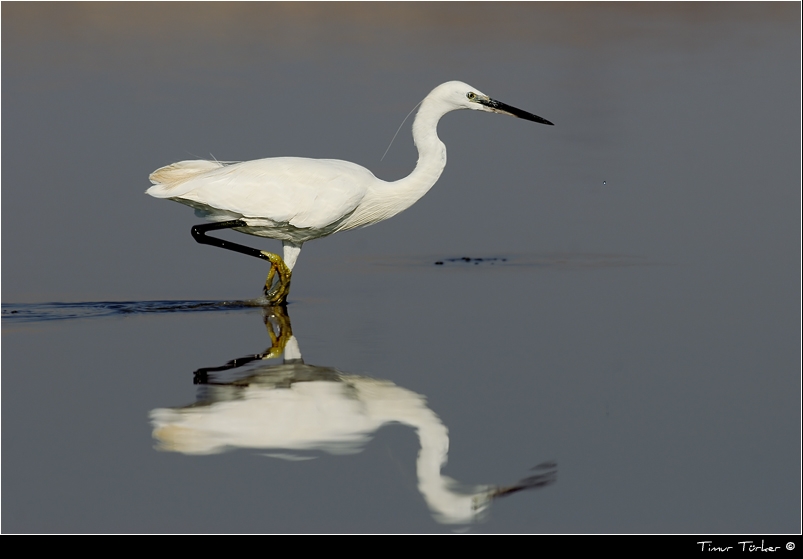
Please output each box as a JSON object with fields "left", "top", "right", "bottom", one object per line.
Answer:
{"left": 149, "top": 158, "right": 371, "bottom": 243}
{"left": 147, "top": 81, "right": 552, "bottom": 302}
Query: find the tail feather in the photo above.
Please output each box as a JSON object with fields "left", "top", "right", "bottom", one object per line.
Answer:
{"left": 147, "top": 160, "right": 225, "bottom": 198}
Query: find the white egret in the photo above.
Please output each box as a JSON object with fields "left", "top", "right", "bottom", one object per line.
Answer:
{"left": 147, "top": 81, "right": 553, "bottom": 304}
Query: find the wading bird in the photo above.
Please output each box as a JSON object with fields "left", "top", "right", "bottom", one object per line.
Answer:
{"left": 147, "top": 81, "right": 552, "bottom": 304}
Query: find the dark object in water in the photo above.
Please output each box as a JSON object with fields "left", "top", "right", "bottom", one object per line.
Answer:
{"left": 433, "top": 257, "right": 508, "bottom": 266}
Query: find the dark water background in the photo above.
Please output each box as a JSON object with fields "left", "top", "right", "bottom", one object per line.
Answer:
{"left": 2, "top": 3, "right": 799, "bottom": 533}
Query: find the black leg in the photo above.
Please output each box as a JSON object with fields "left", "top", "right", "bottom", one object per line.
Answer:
{"left": 191, "top": 220, "right": 270, "bottom": 262}
{"left": 191, "top": 220, "right": 292, "bottom": 305}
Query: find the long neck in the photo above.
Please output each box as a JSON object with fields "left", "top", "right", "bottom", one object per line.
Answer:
{"left": 337, "top": 98, "right": 449, "bottom": 231}
{"left": 357, "top": 379, "right": 487, "bottom": 524}
{"left": 393, "top": 98, "right": 449, "bottom": 206}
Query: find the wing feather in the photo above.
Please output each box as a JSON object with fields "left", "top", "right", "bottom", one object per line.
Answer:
{"left": 147, "top": 157, "right": 374, "bottom": 230}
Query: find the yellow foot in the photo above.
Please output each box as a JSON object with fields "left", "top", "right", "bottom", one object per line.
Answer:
{"left": 260, "top": 305, "right": 293, "bottom": 359}
{"left": 261, "top": 251, "right": 292, "bottom": 305}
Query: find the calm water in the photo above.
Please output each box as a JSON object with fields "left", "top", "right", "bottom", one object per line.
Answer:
{"left": 2, "top": 4, "right": 799, "bottom": 533}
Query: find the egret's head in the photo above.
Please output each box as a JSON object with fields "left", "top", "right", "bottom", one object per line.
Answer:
{"left": 431, "top": 81, "right": 554, "bottom": 126}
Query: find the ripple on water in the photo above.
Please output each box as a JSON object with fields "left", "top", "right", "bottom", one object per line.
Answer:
{"left": 1, "top": 300, "right": 261, "bottom": 323}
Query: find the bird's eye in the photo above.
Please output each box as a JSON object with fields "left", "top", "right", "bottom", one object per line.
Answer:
{"left": 466, "top": 92, "right": 476, "bottom": 100}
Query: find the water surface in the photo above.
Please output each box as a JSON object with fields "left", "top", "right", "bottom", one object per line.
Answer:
{"left": 2, "top": 3, "right": 799, "bottom": 534}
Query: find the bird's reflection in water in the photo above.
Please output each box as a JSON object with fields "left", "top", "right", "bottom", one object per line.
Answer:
{"left": 150, "top": 306, "right": 556, "bottom": 525}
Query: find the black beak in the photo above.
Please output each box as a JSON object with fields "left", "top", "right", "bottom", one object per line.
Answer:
{"left": 480, "top": 98, "right": 554, "bottom": 125}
